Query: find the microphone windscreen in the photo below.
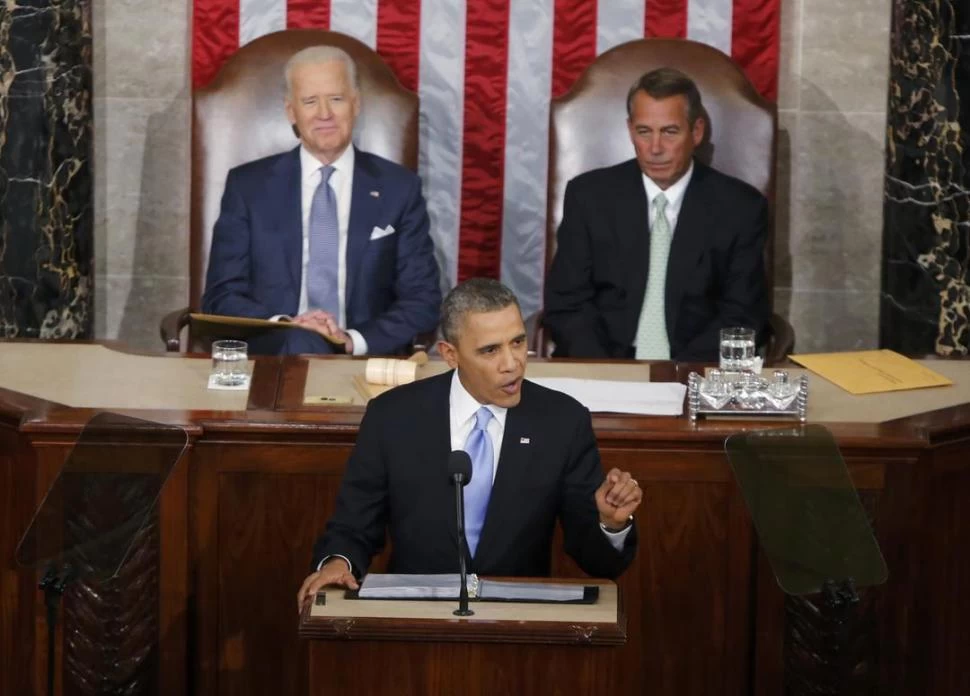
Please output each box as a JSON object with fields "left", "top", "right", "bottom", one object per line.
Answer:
{"left": 447, "top": 450, "right": 473, "bottom": 485}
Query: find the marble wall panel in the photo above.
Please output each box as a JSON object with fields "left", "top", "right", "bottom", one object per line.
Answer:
{"left": 95, "top": 273, "right": 187, "bottom": 347}
{"left": 790, "top": 112, "right": 885, "bottom": 294}
{"left": 777, "top": 288, "right": 881, "bottom": 353}
{"left": 776, "top": 0, "right": 802, "bottom": 111}
{"left": 773, "top": 0, "right": 891, "bottom": 352}
{"left": 800, "top": 0, "right": 892, "bottom": 114}
{"left": 91, "top": 0, "right": 190, "bottom": 351}
{"left": 0, "top": 0, "right": 93, "bottom": 339}
{"left": 882, "top": 0, "right": 970, "bottom": 356}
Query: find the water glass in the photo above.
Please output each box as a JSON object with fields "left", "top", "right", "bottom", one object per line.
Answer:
{"left": 211, "top": 340, "right": 248, "bottom": 387}
{"left": 719, "top": 327, "right": 756, "bottom": 372}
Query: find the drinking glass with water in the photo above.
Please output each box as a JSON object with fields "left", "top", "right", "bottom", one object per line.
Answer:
{"left": 719, "top": 327, "right": 756, "bottom": 372}
{"left": 211, "top": 340, "right": 249, "bottom": 387}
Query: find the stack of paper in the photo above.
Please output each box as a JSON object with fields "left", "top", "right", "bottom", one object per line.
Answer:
{"left": 357, "top": 573, "right": 588, "bottom": 602}
{"left": 358, "top": 573, "right": 476, "bottom": 599}
{"left": 529, "top": 378, "right": 686, "bottom": 416}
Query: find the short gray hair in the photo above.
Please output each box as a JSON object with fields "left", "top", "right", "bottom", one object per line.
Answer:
{"left": 626, "top": 67, "right": 703, "bottom": 125}
{"left": 440, "top": 279, "right": 520, "bottom": 344}
{"left": 284, "top": 45, "right": 359, "bottom": 94}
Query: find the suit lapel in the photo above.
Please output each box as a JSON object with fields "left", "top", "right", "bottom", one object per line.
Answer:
{"left": 345, "top": 148, "right": 383, "bottom": 309}
{"left": 618, "top": 160, "right": 651, "bottom": 330}
{"left": 665, "top": 162, "right": 710, "bottom": 337}
{"left": 273, "top": 148, "right": 303, "bottom": 296}
{"left": 424, "top": 372, "right": 461, "bottom": 554}
{"left": 472, "top": 391, "right": 534, "bottom": 570}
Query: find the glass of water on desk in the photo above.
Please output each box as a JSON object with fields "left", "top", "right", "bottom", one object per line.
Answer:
{"left": 211, "top": 340, "right": 248, "bottom": 387}
{"left": 719, "top": 327, "right": 756, "bottom": 372}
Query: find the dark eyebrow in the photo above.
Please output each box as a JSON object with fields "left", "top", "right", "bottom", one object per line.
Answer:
{"left": 511, "top": 333, "right": 527, "bottom": 343}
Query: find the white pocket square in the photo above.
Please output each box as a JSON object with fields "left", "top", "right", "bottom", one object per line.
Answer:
{"left": 369, "top": 225, "right": 396, "bottom": 241}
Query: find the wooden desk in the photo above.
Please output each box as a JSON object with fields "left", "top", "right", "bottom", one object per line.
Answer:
{"left": 299, "top": 580, "right": 624, "bottom": 695}
{"left": 1, "top": 343, "right": 969, "bottom": 695}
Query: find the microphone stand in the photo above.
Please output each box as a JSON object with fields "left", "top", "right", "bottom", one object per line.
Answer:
{"left": 452, "top": 475, "right": 474, "bottom": 617}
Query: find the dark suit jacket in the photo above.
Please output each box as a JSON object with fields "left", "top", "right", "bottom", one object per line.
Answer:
{"left": 312, "top": 370, "right": 637, "bottom": 579}
{"left": 543, "top": 159, "right": 770, "bottom": 361}
{"left": 201, "top": 146, "right": 441, "bottom": 356}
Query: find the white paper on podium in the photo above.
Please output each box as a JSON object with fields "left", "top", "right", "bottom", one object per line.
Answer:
{"left": 529, "top": 378, "right": 687, "bottom": 416}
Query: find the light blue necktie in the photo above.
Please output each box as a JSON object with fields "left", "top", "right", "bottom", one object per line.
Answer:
{"left": 462, "top": 407, "right": 494, "bottom": 558}
{"left": 634, "top": 192, "right": 672, "bottom": 359}
{"left": 306, "top": 165, "right": 339, "bottom": 317}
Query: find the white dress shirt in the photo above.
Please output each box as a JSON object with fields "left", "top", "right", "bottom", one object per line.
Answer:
{"left": 641, "top": 160, "right": 694, "bottom": 236}
{"left": 449, "top": 371, "right": 508, "bottom": 483}
{"left": 297, "top": 145, "right": 367, "bottom": 355}
{"left": 448, "top": 372, "right": 630, "bottom": 549}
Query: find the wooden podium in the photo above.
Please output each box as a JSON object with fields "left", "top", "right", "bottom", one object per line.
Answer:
{"left": 298, "top": 579, "right": 626, "bottom": 696}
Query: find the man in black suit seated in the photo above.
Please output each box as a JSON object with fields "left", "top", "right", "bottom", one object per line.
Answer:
{"left": 297, "top": 278, "right": 641, "bottom": 605}
{"left": 543, "top": 67, "right": 770, "bottom": 362}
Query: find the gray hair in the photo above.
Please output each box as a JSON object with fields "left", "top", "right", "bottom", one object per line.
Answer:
{"left": 626, "top": 67, "right": 704, "bottom": 125}
{"left": 440, "top": 278, "right": 520, "bottom": 344}
{"left": 284, "top": 45, "right": 360, "bottom": 94}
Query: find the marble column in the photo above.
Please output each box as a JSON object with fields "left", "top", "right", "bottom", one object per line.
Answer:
{"left": 883, "top": 0, "right": 970, "bottom": 355}
{"left": 0, "top": 1, "right": 93, "bottom": 339}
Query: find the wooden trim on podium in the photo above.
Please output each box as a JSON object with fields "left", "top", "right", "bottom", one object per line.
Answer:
{"left": 298, "top": 580, "right": 626, "bottom": 646}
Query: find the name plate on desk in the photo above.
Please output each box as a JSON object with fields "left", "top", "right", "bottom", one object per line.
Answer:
{"left": 303, "top": 394, "right": 354, "bottom": 405}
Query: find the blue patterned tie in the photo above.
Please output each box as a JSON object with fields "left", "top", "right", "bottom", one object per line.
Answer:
{"left": 462, "top": 407, "right": 494, "bottom": 558}
{"left": 306, "top": 165, "right": 339, "bottom": 316}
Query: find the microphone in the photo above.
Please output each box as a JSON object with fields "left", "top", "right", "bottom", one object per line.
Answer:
{"left": 448, "top": 450, "right": 472, "bottom": 486}
{"left": 447, "top": 450, "right": 474, "bottom": 616}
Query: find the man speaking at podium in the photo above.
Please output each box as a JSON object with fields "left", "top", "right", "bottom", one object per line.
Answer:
{"left": 298, "top": 279, "right": 642, "bottom": 606}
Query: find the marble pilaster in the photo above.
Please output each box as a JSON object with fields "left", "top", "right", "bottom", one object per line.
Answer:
{"left": 0, "top": 0, "right": 93, "bottom": 339}
{"left": 882, "top": 0, "right": 970, "bottom": 355}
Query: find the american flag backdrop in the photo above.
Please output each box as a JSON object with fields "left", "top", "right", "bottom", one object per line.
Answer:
{"left": 192, "top": 0, "right": 780, "bottom": 321}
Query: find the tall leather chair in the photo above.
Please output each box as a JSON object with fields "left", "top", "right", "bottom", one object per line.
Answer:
{"left": 160, "top": 30, "right": 419, "bottom": 351}
{"left": 541, "top": 38, "right": 794, "bottom": 362}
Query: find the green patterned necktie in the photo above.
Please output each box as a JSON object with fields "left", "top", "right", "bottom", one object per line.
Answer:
{"left": 634, "top": 193, "right": 672, "bottom": 360}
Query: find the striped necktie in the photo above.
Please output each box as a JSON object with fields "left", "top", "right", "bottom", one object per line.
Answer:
{"left": 634, "top": 192, "right": 672, "bottom": 360}
{"left": 462, "top": 406, "right": 494, "bottom": 558}
{"left": 306, "top": 165, "right": 339, "bottom": 317}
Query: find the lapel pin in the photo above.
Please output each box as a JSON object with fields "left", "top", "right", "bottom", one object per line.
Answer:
{"left": 370, "top": 190, "right": 380, "bottom": 198}
{"left": 519, "top": 437, "right": 530, "bottom": 444}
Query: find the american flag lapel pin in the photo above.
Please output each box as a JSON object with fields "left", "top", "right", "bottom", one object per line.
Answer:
{"left": 370, "top": 190, "right": 380, "bottom": 198}
{"left": 519, "top": 437, "right": 530, "bottom": 444}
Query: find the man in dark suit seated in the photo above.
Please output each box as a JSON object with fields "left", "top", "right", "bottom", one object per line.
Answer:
{"left": 202, "top": 46, "right": 441, "bottom": 356}
{"left": 297, "top": 279, "right": 642, "bottom": 604}
{"left": 543, "top": 67, "right": 770, "bottom": 362}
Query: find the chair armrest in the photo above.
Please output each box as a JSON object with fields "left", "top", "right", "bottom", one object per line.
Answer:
{"left": 524, "top": 311, "right": 543, "bottom": 358}
{"left": 411, "top": 330, "right": 437, "bottom": 354}
{"left": 160, "top": 307, "right": 192, "bottom": 352}
{"left": 765, "top": 313, "right": 795, "bottom": 366}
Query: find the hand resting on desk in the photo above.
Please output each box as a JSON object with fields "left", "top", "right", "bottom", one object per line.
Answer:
{"left": 297, "top": 557, "right": 358, "bottom": 613}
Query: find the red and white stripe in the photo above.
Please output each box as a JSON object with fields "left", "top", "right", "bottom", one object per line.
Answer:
{"left": 193, "top": 0, "right": 780, "bottom": 321}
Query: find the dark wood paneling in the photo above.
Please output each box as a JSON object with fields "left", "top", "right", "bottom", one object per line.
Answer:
{"left": 925, "top": 441, "right": 970, "bottom": 695}
{"left": 216, "top": 471, "right": 320, "bottom": 696}
{"left": 308, "top": 640, "right": 623, "bottom": 696}
{"left": 4, "top": 355, "right": 970, "bottom": 696}
{"left": 0, "top": 424, "right": 37, "bottom": 696}
{"left": 191, "top": 442, "right": 352, "bottom": 696}
{"left": 159, "top": 443, "right": 190, "bottom": 696}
